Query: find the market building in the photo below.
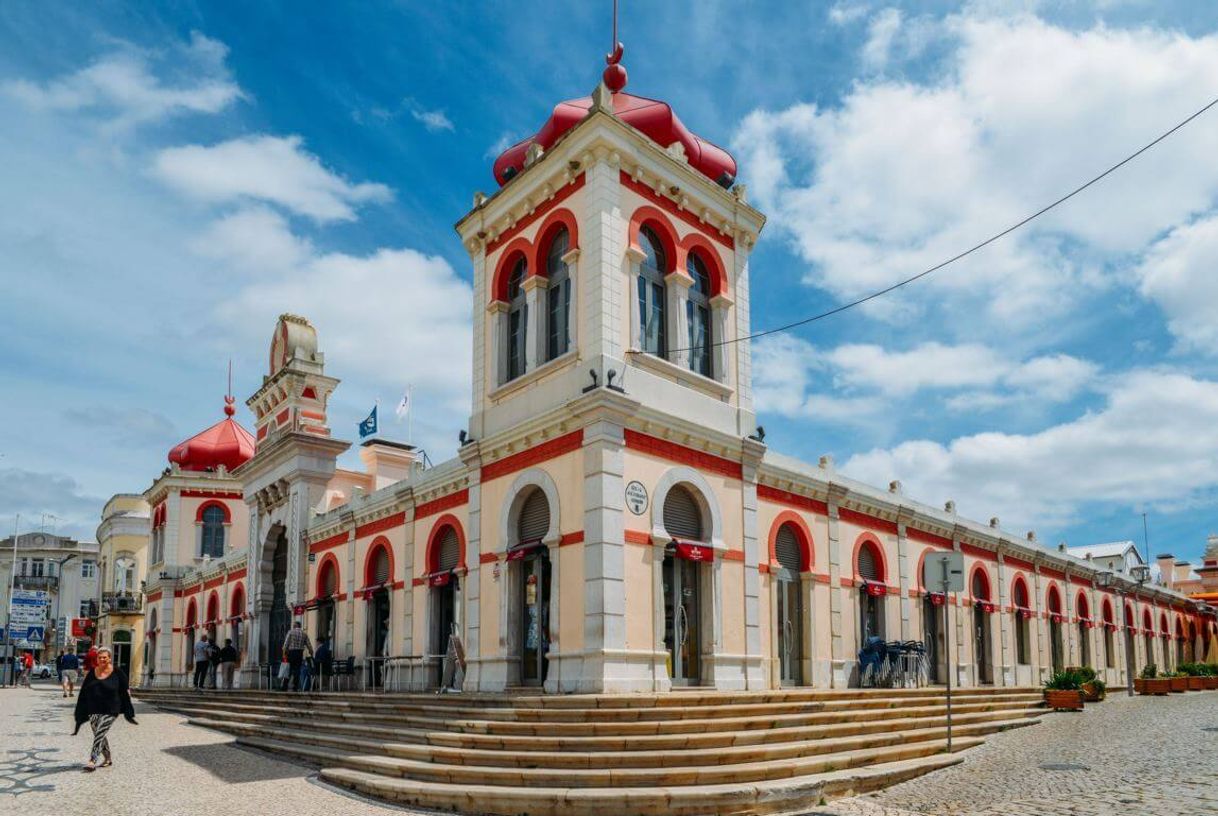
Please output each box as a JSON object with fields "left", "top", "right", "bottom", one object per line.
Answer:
{"left": 138, "top": 61, "right": 1217, "bottom": 692}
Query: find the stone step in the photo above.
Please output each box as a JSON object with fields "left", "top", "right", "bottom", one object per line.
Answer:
{"left": 144, "top": 695, "right": 1040, "bottom": 737}
{"left": 235, "top": 731, "right": 982, "bottom": 788}
{"left": 182, "top": 702, "right": 1040, "bottom": 754}
{"left": 317, "top": 752, "right": 962, "bottom": 816}
{"left": 195, "top": 711, "right": 1036, "bottom": 770}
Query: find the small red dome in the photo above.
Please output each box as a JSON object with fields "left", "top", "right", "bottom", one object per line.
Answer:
{"left": 168, "top": 403, "right": 255, "bottom": 473}
{"left": 493, "top": 90, "right": 737, "bottom": 188}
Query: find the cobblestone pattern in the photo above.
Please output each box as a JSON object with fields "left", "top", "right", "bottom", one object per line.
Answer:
{"left": 810, "top": 693, "right": 1218, "bottom": 816}
{"left": 0, "top": 685, "right": 414, "bottom": 816}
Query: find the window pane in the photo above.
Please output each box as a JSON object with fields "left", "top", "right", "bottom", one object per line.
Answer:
{"left": 652, "top": 282, "right": 666, "bottom": 358}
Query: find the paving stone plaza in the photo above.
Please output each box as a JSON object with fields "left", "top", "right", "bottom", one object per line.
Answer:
{"left": 0, "top": 681, "right": 1213, "bottom": 816}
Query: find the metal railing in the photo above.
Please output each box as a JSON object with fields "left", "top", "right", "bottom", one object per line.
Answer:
{"left": 14, "top": 575, "right": 58, "bottom": 591}
{"left": 101, "top": 592, "right": 143, "bottom": 614}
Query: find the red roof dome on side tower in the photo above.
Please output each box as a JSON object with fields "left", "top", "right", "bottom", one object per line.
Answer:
{"left": 492, "top": 46, "right": 737, "bottom": 188}
{"left": 168, "top": 397, "right": 255, "bottom": 473}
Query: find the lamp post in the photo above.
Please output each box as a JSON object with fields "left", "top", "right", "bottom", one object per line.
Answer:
{"left": 3, "top": 515, "right": 18, "bottom": 687}
{"left": 1128, "top": 562, "right": 1152, "bottom": 695}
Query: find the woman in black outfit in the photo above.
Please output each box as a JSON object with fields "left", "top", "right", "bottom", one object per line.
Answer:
{"left": 72, "top": 646, "right": 137, "bottom": 770}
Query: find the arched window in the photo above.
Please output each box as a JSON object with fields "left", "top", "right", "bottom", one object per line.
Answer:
{"left": 517, "top": 488, "right": 550, "bottom": 545}
{"left": 857, "top": 542, "right": 882, "bottom": 583}
{"left": 971, "top": 569, "right": 990, "bottom": 602}
{"left": 434, "top": 526, "right": 461, "bottom": 573}
{"left": 686, "top": 251, "right": 713, "bottom": 378}
{"left": 663, "top": 485, "right": 704, "bottom": 542}
{"left": 319, "top": 560, "right": 337, "bottom": 598}
{"left": 201, "top": 505, "right": 226, "bottom": 558}
{"left": 1013, "top": 578, "right": 1031, "bottom": 665}
{"left": 369, "top": 545, "right": 391, "bottom": 586}
{"left": 637, "top": 226, "right": 668, "bottom": 358}
{"left": 506, "top": 256, "right": 529, "bottom": 381}
{"left": 775, "top": 523, "right": 803, "bottom": 573}
{"left": 545, "top": 227, "right": 571, "bottom": 361}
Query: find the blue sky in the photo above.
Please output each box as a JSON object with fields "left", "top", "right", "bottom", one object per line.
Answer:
{"left": 2, "top": 1, "right": 1218, "bottom": 565}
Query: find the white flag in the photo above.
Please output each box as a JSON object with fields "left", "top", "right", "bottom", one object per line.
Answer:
{"left": 395, "top": 390, "right": 410, "bottom": 422}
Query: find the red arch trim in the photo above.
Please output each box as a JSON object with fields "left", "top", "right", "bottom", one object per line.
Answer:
{"left": 968, "top": 563, "right": 992, "bottom": 602}
{"left": 766, "top": 511, "right": 813, "bottom": 572}
{"left": 195, "top": 500, "right": 232, "bottom": 523}
{"left": 1046, "top": 583, "right": 1062, "bottom": 614}
{"left": 489, "top": 237, "right": 533, "bottom": 303}
{"left": 1102, "top": 597, "right": 1115, "bottom": 624}
{"left": 426, "top": 514, "right": 468, "bottom": 575}
{"left": 206, "top": 591, "right": 220, "bottom": 622}
{"left": 533, "top": 208, "right": 579, "bottom": 278}
{"left": 1160, "top": 612, "right": 1170, "bottom": 634}
{"left": 1143, "top": 608, "right": 1154, "bottom": 630}
{"left": 316, "top": 553, "right": 340, "bottom": 598}
{"left": 229, "top": 583, "right": 245, "bottom": 618}
{"left": 1010, "top": 573, "right": 1030, "bottom": 608}
{"left": 852, "top": 533, "right": 888, "bottom": 584}
{"left": 363, "top": 536, "right": 396, "bottom": 588}
{"left": 627, "top": 205, "right": 679, "bottom": 276}
{"left": 1075, "top": 591, "right": 1091, "bottom": 620}
{"left": 185, "top": 598, "right": 198, "bottom": 627}
{"left": 1124, "top": 602, "right": 1135, "bottom": 627}
{"left": 677, "top": 233, "right": 729, "bottom": 298}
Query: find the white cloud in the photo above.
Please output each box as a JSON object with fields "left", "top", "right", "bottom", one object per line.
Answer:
{"left": 1, "top": 32, "right": 243, "bottom": 126}
{"left": 861, "top": 9, "right": 902, "bottom": 70}
{"left": 1136, "top": 214, "right": 1218, "bottom": 353}
{"left": 841, "top": 370, "right": 1218, "bottom": 529}
{"left": 484, "top": 132, "right": 519, "bottom": 160}
{"left": 411, "top": 108, "right": 454, "bottom": 132}
{"left": 152, "top": 135, "right": 392, "bottom": 222}
{"left": 190, "top": 206, "right": 312, "bottom": 272}
{"left": 755, "top": 335, "right": 1098, "bottom": 415}
{"left": 733, "top": 17, "right": 1218, "bottom": 328}
{"left": 829, "top": 1, "right": 870, "bottom": 25}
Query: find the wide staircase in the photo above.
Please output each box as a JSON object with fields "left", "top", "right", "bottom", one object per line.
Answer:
{"left": 135, "top": 685, "right": 1045, "bottom": 815}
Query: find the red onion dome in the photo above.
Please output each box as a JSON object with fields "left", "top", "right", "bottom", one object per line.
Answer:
{"left": 168, "top": 397, "right": 255, "bottom": 472}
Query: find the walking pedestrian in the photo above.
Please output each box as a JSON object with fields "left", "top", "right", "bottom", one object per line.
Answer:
{"left": 61, "top": 650, "right": 81, "bottom": 697}
{"left": 218, "top": 639, "right": 239, "bottom": 690}
{"left": 19, "top": 651, "right": 34, "bottom": 687}
{"left": 72, "top": 646, "right": 137, "bottom": 772}
{"left": 83, "top": 644, "right": 98, "bottom": 674}
{"left": 205, "top": 638, "right": 220, "bottom": 689}
{"left": 314, "top": 637, "right": 333, "bottom": 692}
{"left": 281, "top": 622, "right": 312, "bottom": 691}
{"left": 192, "top": 635, "right": 210, "bottom": 690}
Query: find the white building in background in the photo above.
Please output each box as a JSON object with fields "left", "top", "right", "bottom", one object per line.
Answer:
{"left": 0, "top": 531, "right": 100, "bottom": 658}
{"left": 1065, "top": 541, "right": 1146, "bottom": 577}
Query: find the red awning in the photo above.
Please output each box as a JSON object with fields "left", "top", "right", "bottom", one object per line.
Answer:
{"left": 507, "top": 540, "right": 544, "bottom": 561}
{"left": 675, "top": 541, "right": 713, "bottom": 562}
{"left": 428, "top": 572, "right": 452, "bottom": 587}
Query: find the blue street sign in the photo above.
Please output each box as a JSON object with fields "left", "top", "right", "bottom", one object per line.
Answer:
{"left": 24, "top": 626, "right": 44, "bottom": 644}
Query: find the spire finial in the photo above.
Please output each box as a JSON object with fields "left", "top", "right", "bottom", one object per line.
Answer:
{"left": 603, "top": 0, "right": 627, "bottom": 93}
{"left": 224, "top": 359, "right": 236, "bottom": 416}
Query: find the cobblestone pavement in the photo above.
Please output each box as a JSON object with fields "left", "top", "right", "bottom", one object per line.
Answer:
{"left": 809, "top": 692, "right": 1218, "bottom": 816}
{"left": 2, "top": 684, "right": 1215, "bottom": 815}
{"left": 0, "top": 684, "right": 410, "bottom": 816}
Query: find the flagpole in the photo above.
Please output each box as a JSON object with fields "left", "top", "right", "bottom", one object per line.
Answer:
{"left": 408, "top": 384, "right": 414, "bottom": 446}
{"left": 4, "top": 514, "right": 18, "bottom": 687}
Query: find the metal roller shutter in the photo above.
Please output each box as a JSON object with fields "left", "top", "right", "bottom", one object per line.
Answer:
{"left": 663, "top": 486, "right": 703, "bottom": 541}
{"left": 775, "top": 523, "right": 802, "bottom": 572}
{"left": 322, "top": 563, "right": 337, "bottom": 596}
{"left": 436, "top": 526, "right": 461, "bottom": 572}
{"left": 857, "top": 545, "right": 880, "bottom": 582}
{"left": 517, "top": 489, "right": 550, "bottom": 544}
{"left": 372, "top": 547, "right": 390, "bottom": 585}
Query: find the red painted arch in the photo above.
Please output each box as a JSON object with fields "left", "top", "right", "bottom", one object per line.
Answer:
{"left": 426, "top": 514, "right": 468, "bottom": 575}
{"left": 229, "top": 583, "right": 245, "bottom": 618}
{"left": 1075, "top": 591, "right": 1091, "bottom": 621}
{"left": 489, "top": 237, "right": 533, "bottom": 303}
{"left": 766, "top": 511, "right": 813, "bottom": 572}
{"left": 1175, "top": 617, "right": 1185, "bottom": 638}
{"left": 1160, "top": 612, "right": 1170, "bottom": 635}
{"left": 852, "top": 533, "right": 887, "bottom": 584}
{"left": 677, "top": 233, "right": 728, "bottom": 298}
{"left": 1102, "top": 598, "right": 1114, "bottom": 625}
{"left": 534, "top": 208, "right": 579, "bottom": 277}
{"left": 1143, "top": 608, "right": 1154, "bottom": 632}
{"left": 185, "top": 598, "right": 198, "bottom": 628}
{"left": 969, "top": 563, "right": 992, "bottom": 602}
{"left": 316, "top": 553, "right": 340, "bottom": 598}
{"left": 1124, "top": 602, "right": 1135, "bottom": 628}
{"left": 206, "top": 591, "right": 219, "bottom": 623}
{"left": 195, "top": 500, "right": 232, "bottom": 523}
{"left": 364, "top": 536, "right": 396, "bottom": 588}
{"left": 627, "top": 205, "right": 679, "bottom": 276}
{"left": 1011, "top": 574, "right": 1030, "bottom": 609}
{"left": 1046, "top": 583, "right": 1062, "bottom": 614}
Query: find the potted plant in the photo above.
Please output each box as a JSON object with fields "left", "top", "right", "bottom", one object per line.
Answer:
{"left": 1044, "top": 669, "right": 1084, "bottom": 711}
{"left": 1140, "top": 664, "right": 1171, "bottom": 695}
{"left": 1076, "top": 666, "right": 1106, "bottom": 702}
{"left": 1180, "top": 663, "right": 1207, "bottom": 690}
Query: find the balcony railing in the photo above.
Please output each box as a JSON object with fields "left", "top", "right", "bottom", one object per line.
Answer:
{"left": 14, "top": 575, "right": 58, "bottom": 591}
{"left": 101, "top": 592, "right": 143, "bottom": 614}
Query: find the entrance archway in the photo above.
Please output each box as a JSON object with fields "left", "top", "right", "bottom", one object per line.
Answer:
{"left": 1012, "top": 577, "right": 1031, "bottom": 668}
{"left": 1075, "top": 592, "right": 1092, "bottom": 668}
{"left": 662, "top": 484, "right": 709, "bottom": 686}
{"left": 265, "top": 527, "right": 291, "bottom": 666}
{"left": 970, "top": 566, "right": 993, "bottom": 685}
{"left": 112, "top": 629, "right": 132, "bottom": 676}
{"left": 1047, "top": 585, "right": 1064, "bottom": 673}
{"left": 426, "top": 518, "right": 465, "bottom": 660}
{"left": 364, "top": 539, "right": 393, "bottom": 688}
{"left": 315, "top": 556, "right": 338, "bottom": 649}
{"left": 509, "top": 487, "right": 552, "bottom": 686}
{"left": 770, "top": 518, "right": 809, "bottom": 687}
{"left": 855, "top": 536, "right": 886, "bottom": 646}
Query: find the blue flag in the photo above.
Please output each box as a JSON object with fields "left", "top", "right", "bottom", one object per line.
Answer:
{"left": 359, "top": 405, "right": 378, "bottom": 438}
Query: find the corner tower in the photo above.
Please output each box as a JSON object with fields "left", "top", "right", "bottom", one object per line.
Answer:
{"left": 456, "top": 61, "right": 766, "bottom": 442}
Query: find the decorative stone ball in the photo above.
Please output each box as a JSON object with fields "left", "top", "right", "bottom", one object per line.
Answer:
{"left": 603, "top": 63, "right": 627, "bottom": 93}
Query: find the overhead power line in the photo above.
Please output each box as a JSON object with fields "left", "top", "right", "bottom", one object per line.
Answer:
{"left": 674, "top": 95, "right": 1218, "bottom": 353}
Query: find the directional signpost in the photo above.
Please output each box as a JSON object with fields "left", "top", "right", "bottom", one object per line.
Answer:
{"left": 923, "top": 551, "right": 965, "bottom": 751}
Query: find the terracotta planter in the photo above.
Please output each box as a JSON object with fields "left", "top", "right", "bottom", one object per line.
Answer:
{"left": 1205, "top": 676, "right": 1218, "bottom": 690}
{"left": 1187, "top": 676, "right": 1205, "bottom": 691}
{"left": 1145, "top": 677, "right": 1172, "bottom": 695}
{"left": 1081, "top": 682, "right": 1104, "bottom": 702}
{"left": 1170, "top": 676, "right": 1188, "bottom": 692}
{"left": 1134, "top": 678, "right": 1148, "bottom": 695}
{"left": 1045, "top": 689, "right": 1084, "bottom": 711}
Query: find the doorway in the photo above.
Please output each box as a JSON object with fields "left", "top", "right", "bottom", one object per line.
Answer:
{"left": 1050, "top": 620, "right": 1064, "bottom": 673}
{"left": 112, "top": 629, "right": 132, "bottom": 676}
{"left": 517, "top": 548, "right": 550, "bottom": 686}
{"left": 773, "top": 521, "right": 804, "bottom": 686}
{"left": 365, "top": 589, "right": 390, "bottom": 687}
{"left": 267, "top": 530, "right": 290, "bottom": 666}
{"left": 922, "top": 595, "right": 941, "bottom": 684}
{"left": 663, "top": 549, "right": 703, "bottom": 686}
{"left": 973, "top": 606, "right": 992, "bottom": 684}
